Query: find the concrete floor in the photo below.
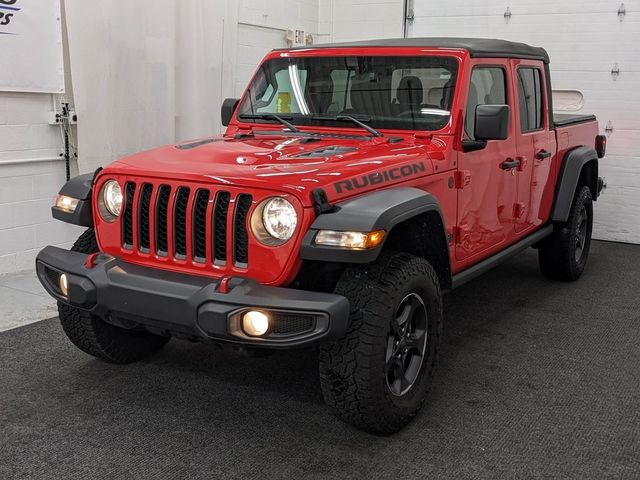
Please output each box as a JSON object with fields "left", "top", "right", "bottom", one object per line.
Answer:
{"left": 0, "top": 269, "right": 57, "bottom": 332}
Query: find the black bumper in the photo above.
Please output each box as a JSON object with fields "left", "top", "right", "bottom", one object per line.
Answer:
{"left": 35, "top": 246, "right": 350, "bottom": 348}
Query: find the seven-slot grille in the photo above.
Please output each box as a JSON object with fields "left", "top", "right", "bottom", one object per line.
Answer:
{"left": 121, "top": 182, "right": 253, "bottom": 267}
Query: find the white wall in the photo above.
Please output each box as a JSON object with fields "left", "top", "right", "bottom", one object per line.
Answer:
{"left": 0, "top": 4, "right": 83, "bottom": 276}
{"left": 236, "top": 0, "right": 320, "bottom": 94}
{"left": 0, "top": 93, "right": 83, "bottom": 275}
{"left": 318, "top": 0, "right": 404, "bottom": 43}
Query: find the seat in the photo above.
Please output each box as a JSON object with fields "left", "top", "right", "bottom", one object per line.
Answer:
{"left": 396, "top": 76, "right": 424, "bottom": 111}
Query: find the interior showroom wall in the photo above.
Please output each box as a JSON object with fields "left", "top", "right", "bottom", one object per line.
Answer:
{"left": 0, "top": 0, "right": 637, "bottom": 275}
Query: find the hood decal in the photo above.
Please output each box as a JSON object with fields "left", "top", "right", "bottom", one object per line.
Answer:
{"left": 334, "top": 162, "right": 426, "bottom": 194}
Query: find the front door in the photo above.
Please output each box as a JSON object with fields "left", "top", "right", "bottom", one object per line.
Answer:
{"left": 456, "top": 62, "right": 517, "bottom": 262}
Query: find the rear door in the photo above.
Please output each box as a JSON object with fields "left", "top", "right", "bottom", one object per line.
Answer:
{"left": 455, "top": 60, "right": 517, "bottom": 262}
{"left": 512, "top": 60, "right": 556, "bottom": 234}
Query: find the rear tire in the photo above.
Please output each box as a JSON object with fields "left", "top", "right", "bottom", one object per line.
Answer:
{"left": 538, "top": 185, "right": 593, "bottom": 281}
{"left": 319, "top": 252, "right": 443, "bottom": 434}
{"left": 58, "top": 229, "right": 170, "bottom": 364}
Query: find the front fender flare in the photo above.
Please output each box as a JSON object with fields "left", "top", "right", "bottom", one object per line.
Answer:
{"left": 51, "top": 170, "right": 100, "bottom": 227}
{"left": 300, "top": 187, "right": 445, "bottom": 264}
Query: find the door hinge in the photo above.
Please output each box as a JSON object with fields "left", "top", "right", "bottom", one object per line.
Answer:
{"left": 454, "top": 170, "right": 472, "bottom": 189}
{"left": 513, "top": 203, "right": 526, "bottom": 219}
{"left": 450, "top": 227, "right": 461, "bottom": 245}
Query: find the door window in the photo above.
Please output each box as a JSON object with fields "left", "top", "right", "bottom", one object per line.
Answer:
{"left": 465, "top": 67, "right": 507, "bottom": 139}
{"left": 517, "top": 68, "right": 544, "bottom": 132}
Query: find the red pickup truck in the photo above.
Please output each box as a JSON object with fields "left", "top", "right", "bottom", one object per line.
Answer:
{"left": 37, "top": 38, "right": 606, "bottom": 433}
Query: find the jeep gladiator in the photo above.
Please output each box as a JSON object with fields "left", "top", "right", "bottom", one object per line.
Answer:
{"left": 37, "top": 38, "right": 606, "bottom": 433}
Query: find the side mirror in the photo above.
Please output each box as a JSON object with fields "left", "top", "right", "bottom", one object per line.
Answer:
{"left": 221, "top": 98, "right": 240, "bottom": 127}
{"left": 474, "top": 104, "right": 510, "bottom": 141}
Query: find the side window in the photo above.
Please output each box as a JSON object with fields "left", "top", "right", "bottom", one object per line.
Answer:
{"left": 465, "top": 67, "right": 506, "bottom": 140}
{"left": 517, "top": 68, "right": 544, "bottom": 132}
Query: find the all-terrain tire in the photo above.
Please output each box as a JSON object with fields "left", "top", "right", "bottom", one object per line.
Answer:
{"left": 58, "top": 229, "right": 170, "bottom": 364}
{"left": 319, "top": 252, "right": 443, "bottom": 434}
{"left": 538, "top": 185, "right": 593, "bottom": 281}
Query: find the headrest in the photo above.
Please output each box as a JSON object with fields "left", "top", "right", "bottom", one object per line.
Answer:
{"left": 397, "top": 76, "right": 424, "bottom": 106}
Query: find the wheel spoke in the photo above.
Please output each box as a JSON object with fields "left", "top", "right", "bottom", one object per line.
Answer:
{"left": 405, "top": 330, "right": 426, "bottom": 353}
{"left": 385, "top": 292, "right": 430, "bottom": 397}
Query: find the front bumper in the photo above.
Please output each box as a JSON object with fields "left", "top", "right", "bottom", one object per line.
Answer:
{"left": 36, "top": 246, "right": 350, "bottom": 348}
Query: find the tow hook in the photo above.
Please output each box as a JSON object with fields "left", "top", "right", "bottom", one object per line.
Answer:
{"left": 217, "top": 276, "right": 231, "bottom": 294}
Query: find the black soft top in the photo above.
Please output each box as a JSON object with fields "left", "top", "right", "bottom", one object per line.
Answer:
{"left": 284, "top": 37, "right": 550, "bottom": 64}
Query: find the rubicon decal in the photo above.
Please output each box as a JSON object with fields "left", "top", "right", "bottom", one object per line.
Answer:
{"left": 334, "top": 162, "right": 426, "bottom": 193}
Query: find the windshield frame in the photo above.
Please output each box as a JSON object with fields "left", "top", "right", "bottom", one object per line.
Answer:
{"left": 231, "top": 47, "right": 465, "bottom": 136}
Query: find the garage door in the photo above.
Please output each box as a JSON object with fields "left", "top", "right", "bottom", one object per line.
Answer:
{"left": 406, "top": 0, "right": 640, "bottom": 244}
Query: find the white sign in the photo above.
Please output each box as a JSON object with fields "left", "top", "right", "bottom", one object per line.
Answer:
{"left": 0, "top": 0, "right": 65, "bottom": 93}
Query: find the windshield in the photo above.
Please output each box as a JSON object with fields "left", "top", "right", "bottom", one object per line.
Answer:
{"left": 237, "top": 55, "right": 459, "bottom": 131}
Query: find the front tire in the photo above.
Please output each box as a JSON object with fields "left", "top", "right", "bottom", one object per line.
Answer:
{"left": 538, "top": 185, "right": 593, "bottom": 281}
{"left": 319, "top": 252, "right": 443, "bottom": 434}
{"left": 58, "top": 229, "right": 170, "bottom": 364}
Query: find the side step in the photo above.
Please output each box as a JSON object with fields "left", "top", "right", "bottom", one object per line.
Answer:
{"left": 450, "top": 225, "right": 553, "bottom": 291}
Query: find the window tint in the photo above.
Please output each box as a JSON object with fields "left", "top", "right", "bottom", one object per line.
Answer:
{"left": 465, "top": 67, "right": 506, "bottom": 139}
{"left": 517, "top": 68, "right": 544, "bottom": 132}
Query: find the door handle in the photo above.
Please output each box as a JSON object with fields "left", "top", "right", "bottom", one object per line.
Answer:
{"left": 501, "top": 158, "right": 521, "bottom": 170}
{"left": 536, "top": 150, "right": 552, "bottom": 160}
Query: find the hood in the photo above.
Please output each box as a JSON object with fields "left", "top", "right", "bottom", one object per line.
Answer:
{"left": 105, "top": 133, "right": 453, "bottom": 207}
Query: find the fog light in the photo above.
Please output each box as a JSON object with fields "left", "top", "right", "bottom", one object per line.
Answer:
{"left": 59, "top": 273, "right": 68, "bottom": 297}
{"left": 242, "top": 310, "right": 270, "bottom": 337}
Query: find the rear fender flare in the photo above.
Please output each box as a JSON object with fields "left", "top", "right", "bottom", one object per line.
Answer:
{"left": 551, "top": 146, "right": 598, "bottom": 223}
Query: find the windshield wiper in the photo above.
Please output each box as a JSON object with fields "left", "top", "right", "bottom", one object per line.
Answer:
{"left": 238, "top": 113, "right": 300, "bottom": 133}
{"left": 310, "top": 115, "right": 384, "bottom": 138}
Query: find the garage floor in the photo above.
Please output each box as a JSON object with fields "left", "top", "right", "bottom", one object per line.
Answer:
{"left": 1, "top": 241, "right": 639, "bottom": 480}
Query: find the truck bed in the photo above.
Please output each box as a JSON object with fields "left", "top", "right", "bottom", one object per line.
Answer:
{"left": 553, "top": 113, "right": 597, "bottom": 128}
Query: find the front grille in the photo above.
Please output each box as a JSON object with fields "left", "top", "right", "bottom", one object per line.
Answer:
{"left": 120, "top": 183, "right": 253, "bottom": 267}
{"left": 122, "top": 182, "right": 136, "bottom": 248}
{"left": 156, "top": 185, "right": 171, "bottom": 255}
{"left": 213, "top": 192, "right": 231, "bottom": 264}
{"left": 192, "top": 190, "right": 210, "bottom": 262}
{"left": 233, "top": 194, "right": 253, "bottom": 265}
{"left": 173, "top": 187, "right": 190, "bottom": 259}
{"left": 138, "top": 184, "right": 153, "bottom": 252}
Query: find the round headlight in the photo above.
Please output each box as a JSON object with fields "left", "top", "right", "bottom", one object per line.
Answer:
{"left": 251, "top": 197, "right": 298, "bottom": 245}
{"left": 262, "top": 197, "right": 297, "bottom": 241}
{"left": 98, "top": 180, "right": 123, "bottom": 221}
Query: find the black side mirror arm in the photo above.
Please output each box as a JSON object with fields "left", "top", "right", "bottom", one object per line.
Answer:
{"left": 461, "top": 139, "right": 488, "bottom": 153}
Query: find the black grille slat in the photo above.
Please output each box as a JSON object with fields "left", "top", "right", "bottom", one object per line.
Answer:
{"left": 233, "top": 194, "right": 252, "bottom": 265}
{"left": 213, "top": 192, "right": 231, "bottom": 264}
{"left": 122, "top": 182, "right": 136, "bottom": 248}
{"left": 192, "top": 189, "right": 210, "bottom": 262}
{"left": 155, "top": 185, "right": 171, "bottom": 255}
{"left": 173, "top": 187, "right": 190, "bottom": 259}
{"left": 138, "top": 184, "right": 153, "bottom": 252}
